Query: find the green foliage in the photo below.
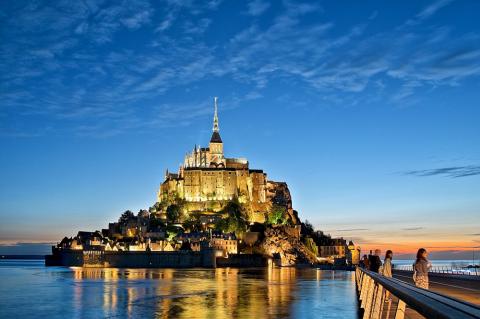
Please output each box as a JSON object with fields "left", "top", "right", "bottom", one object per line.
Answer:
{"left": 149, "top": 202, "right": 162, "bottom": 213}
{"left": 214, "top": 200, "right": 247, "bottom": 236}
{"left": 164, "top": 192, "right": 186, "bottom": 207}
{"left": 148, "top": 213, "right": 165, "bottom": 229}
{"left": 214, "top": 218, "right": 228, "bottom": 232}
{"left": 166, "top": 204, "right": 181, "bottom": 224}
{"left": 166, "top": 225, "right": 181, "bottom": 241}
{"left": 182, "top": 212, "right": 203, "bottom": 232}
{"left": 219, "top": 199, "right": 241, "bottom": 217}
{"left": 304, "top": 236, "right": 319, "bottom": 256}
{"left": 302, "top": 220, "right": 314, "bottom": 235}
{"left": 119, "top": 210, "right": 135, "bottom": 224}
{"left": 267, "top": 205, "right": 290, "bottom": 225}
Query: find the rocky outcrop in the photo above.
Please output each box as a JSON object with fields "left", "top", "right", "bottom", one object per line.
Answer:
{"left": 266, "top": 181, "right": 300, "bottom": 224}
{"left": 260, "top": 226, "right": 317, "bottom": 266}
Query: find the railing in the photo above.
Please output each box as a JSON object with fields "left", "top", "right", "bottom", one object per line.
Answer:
{"left": 356, "top": 267, "right": 480, "bottom": 319}
{"left": 393, "top": 264, "right": 480, "bottom": 276}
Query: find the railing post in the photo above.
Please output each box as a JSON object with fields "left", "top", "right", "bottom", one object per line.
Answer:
{"left": 360, "top": 274, "right": 369, "bottom": 307}
{"left": 356, "top": 267, "right": 480, "bottom": 319}
{"left": 371, "top": 284, "right": 384, "bottom": 319}
{"left": 360, "top": 275, "right": 368, "bottom": 308}
{"left": 394, "top": 300, "right": 406, "bottom": 319}
{"left": 363, "top": 277, "right": 375, "bottom": 318}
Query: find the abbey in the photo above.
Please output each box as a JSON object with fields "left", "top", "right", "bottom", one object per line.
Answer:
{"left": 157, "top": 98, "right": 296, "bottom": 224}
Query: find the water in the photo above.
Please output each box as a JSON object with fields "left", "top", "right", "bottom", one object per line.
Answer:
{"left": 0, "top": 260, "right": 358, "bottom": 319}
{"left": 393, "top": 259, "right": 478, "bottom": 268}
{"left": 392, "top": 259, "right": 480, "bottom": 274}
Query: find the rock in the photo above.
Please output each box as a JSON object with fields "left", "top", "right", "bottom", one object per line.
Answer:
{"left": 259, "top": 226, "right": 317, "bottom": 266}
{"left": 266, "top": 181, "right": 300, "bottom": 225}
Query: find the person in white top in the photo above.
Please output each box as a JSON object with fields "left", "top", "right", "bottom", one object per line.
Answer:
{"left": 413, "top": 248, "right": 432, "bottom": 289}
{"left": 382, "top": 250, "right": 393, "bottom": 302}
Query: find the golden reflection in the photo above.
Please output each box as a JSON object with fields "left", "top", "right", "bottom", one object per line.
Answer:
{"left": 103, "top": 268, "right": 118, "bottom": 313}
{"left": 68, "top": 267, "right": 348, "bottom": 319}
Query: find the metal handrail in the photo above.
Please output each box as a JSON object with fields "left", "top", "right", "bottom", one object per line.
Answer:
{"left": 356, "top": 267, "right": 480, "bottom": 319}
{"left": 393, "top": 264, "right": 480, "bottom": 276}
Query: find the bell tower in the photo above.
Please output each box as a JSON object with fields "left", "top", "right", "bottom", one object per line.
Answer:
{"left": 209, "top": 97, "right": 224, "bottom": 167}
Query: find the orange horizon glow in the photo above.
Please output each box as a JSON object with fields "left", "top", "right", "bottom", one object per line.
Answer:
{"left": 360, "top": 241, "right": 479, "bottom": 255}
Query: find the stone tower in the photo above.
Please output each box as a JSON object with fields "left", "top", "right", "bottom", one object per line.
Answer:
{"left": 209, "top": 97, "right": 224, "bottom": 167}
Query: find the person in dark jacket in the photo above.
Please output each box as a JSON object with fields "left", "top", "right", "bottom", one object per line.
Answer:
{"left": 368, "top": 249, "right": 382, "bottom": 273}
{"left": 360, "top": 255, "right": 369, "bottom": 269}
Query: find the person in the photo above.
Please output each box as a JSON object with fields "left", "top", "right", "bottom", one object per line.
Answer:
{"left": 368, "top": 249, "right": 382, "bottom": 273}
{"left": 413, "top": 248, "right": 431, "bottom": 289}
{"left": 361, "top": 255, "right": 370, "bottom": 269}
{"left": 382, "top": 250, "right": 393, "bottom": 278}
{"left": 383, "top": 250, "right": 393, "bottom": 302}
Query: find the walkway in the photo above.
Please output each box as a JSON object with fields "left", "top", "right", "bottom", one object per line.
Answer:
{"left": 356, "top": 268, "right": 480, "bottom": 319}
{"left": 393, "top": 270, "right": 480, "bottom": 306}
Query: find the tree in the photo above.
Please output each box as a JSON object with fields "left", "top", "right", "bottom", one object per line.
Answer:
{"left": 302, "top": 220, "right": 314, "bottom": 235}
{"left": 183, "top": 212, "right": 202, "bottom": 232}
{"left": 222, "top": 200, "right": 243, "bottom": 219}
{"left": 166, "top": 204, "right": 181, "bottom": 224}
{"left": 119, "top": 210, "right": 135, "bottom": 224}
{"left": 166, "top": 225, "right": 181, "bottom": 241}
{"left": 148, "top": 213, "right": 165, "bottom": 230}
{"left": 214, "top": 200, "right": 248, "bottom": 236}
{"left": 267, "top": 205, "right": 289, "bottom": 225}
{"left": 304, "top": 236, "right": 319, "bottom": 256}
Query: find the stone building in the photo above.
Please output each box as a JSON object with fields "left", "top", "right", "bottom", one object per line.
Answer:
{"left": 157, "top": 98, "right": 299, "bottom": 224}
{"left": 347, "top": 240, "right": 361, "bottom": 265}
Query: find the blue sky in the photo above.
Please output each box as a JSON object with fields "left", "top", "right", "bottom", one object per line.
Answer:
{"left": 0, "top": 0, "right": 479, "bottom": 256}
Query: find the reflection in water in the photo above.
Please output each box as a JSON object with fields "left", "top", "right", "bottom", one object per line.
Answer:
{"left": 66, "top": 267, "right": 356, "bottom": 318}
{"left": 0, "top": 261, "right": 357, "bottom": 319}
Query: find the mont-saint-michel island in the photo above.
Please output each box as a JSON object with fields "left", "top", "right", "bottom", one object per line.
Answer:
{"left": 46, "top": 98, "right": 360, "bottom": 269}
{"left": 2, "top": 1, "right": 480, "bottom": 318}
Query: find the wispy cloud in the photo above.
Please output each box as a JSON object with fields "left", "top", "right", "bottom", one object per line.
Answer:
{"left": 402, "top": 227, "right": 424, "bottom": 231}
{"left": 183, "top": 18, "right": 211, "bottom": 34}
{"left": 402, "top": 0, "right": 454, "bottom": 28}
{"left": 1, "top": 0, "right": 479, "bottom": 137}
{"left": 404, "top": 166, "right": 480, "bottom": 178}
{"left": 247, "top": 0, "right": 270, "bottom": 16}
{"left": 335, "top": 228, "right": 369, "bottom": 232}
{"left": 414, "top": 0, "right": 453, "bottom": 21}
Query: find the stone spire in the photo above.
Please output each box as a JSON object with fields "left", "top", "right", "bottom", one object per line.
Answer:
{"left": 213, "top": 97, "right": 219, "bottom": 132}
{"left": 210, "top": 97, "right": 222, "bottom": 144}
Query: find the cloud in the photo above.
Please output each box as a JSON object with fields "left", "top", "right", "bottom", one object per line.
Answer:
{"left": 335, "top": 228, "right": 369, "bottom": 232}
{"left": 121, "top": 9, "right": 153, "bottom": 29}
{"left": 416, "top": 0, "right": 453, "bottom": 21}
{"left": 404, "top": 166, "right": 480, "bottom": 178}
{"left": 156, "top": 12, "right": 176, "bottom": 32}
{"left": 402, "top": 227, "right": 424, "bottom": 231}
{"left": 247, "top": 0, "right": 270, "bottom": 16}
{"left": 1, "top": 0, "right": 479, "bottom": 137}
{"left": 183, "top": 18, "right": 211, "bottom": 34}
{"left": 404, "top": 0, "right": 454, "bottom": 26}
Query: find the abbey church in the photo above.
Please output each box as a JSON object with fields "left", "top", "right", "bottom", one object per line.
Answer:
{"left": 157, "top": 98, "right": 298, "bottom": 224}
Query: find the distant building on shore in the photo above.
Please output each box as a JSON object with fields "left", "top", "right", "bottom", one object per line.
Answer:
{"left": 312, "top": 231, "right": 360, "bottom": 265}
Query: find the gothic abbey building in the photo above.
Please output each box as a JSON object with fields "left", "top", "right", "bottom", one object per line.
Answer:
{"left": 157, "top": 98, "right": 299, "bottom": 224}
